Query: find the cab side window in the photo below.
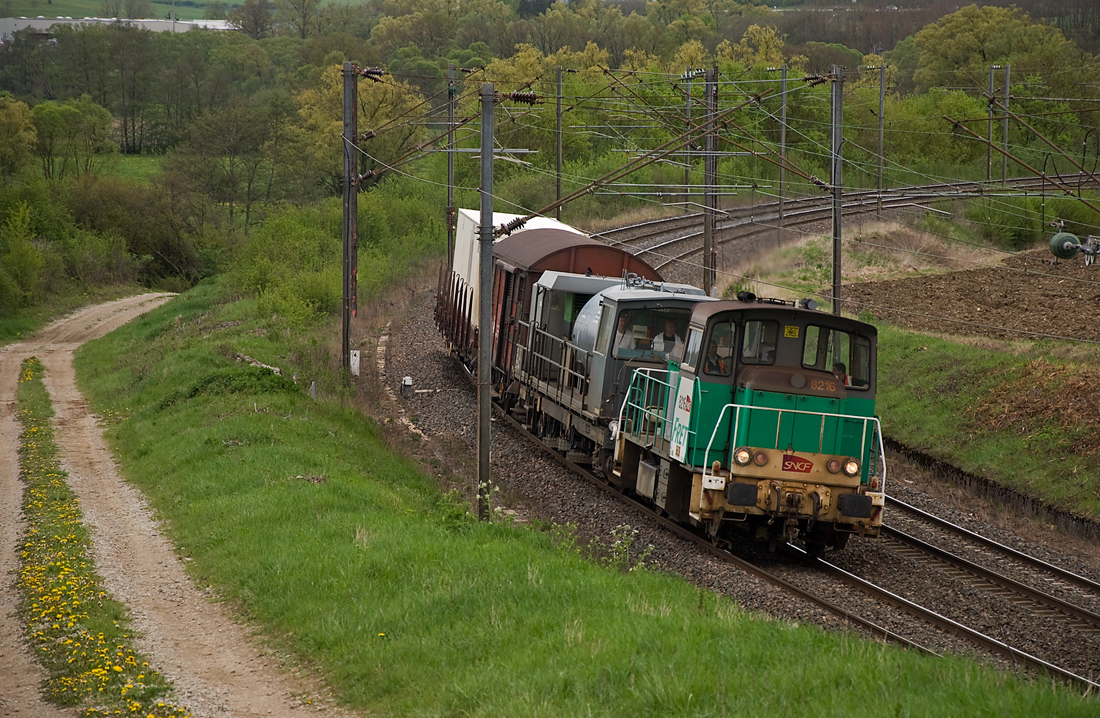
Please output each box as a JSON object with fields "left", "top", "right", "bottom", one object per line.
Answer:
{"left": 594, "top": 305, "right": 614, "bottom": 356}
{"left": 703, "top": 320, "right": 735, "bottom": 376}
{"left": 682, "top": 328, "right": 702, "bottom": 370}
{"left": 740, "top": 320, "right": 777, "bottom": 365}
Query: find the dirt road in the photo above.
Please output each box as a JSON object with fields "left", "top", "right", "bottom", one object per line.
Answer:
{"left": 0, "top": 295, "right": 351, "bottom": 718}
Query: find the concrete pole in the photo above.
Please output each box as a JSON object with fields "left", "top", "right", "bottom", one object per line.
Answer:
{"left": 684, "top": 67, "right": 692, "bottom": 214}
{"left": 877, "top": 63, "right": 885, "bottom": 213}
{"left": 446, "top": 65, "right": 455, "bottom": 267}
{"left": 444, "top": 65, "right": 453, "bottom": 267}
{"left": 779, "top": 65, "right": 787, "bottom": 238}
{"left": 831, "top": 65, "right": 844, "bottom": 317}
{"left": 477, "top": 83, "right": 494, "bottom": 522}
{"left": 702, "top": 66, "right": 717, "bottom": 295}
{"left": 987, "top": 65, "right": 995, "bottom": 182}
{"left": 342, "top": 62, "right": 358, "bottom": 375}
{"left": 556, "top": 66, "right": 563, "bottom": 220}
{"left": 1002, "top": 64, "right": 1010, "bottom": 185}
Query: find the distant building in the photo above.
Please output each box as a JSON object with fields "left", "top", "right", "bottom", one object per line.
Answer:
{"left": 0, "top": 16, "right": 232, "bottom": 43}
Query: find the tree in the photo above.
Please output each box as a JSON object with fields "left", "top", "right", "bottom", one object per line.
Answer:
{"left": 205, "top": 0, "right": 227, "bottom": 20}
{"left": 716, "top": 24, "right": 785, "bottom": 70}
{"left": 0, "top": 203, "right": 45, "bottom": 308}
{"left": 0, "top": 95, "right": 36, "bottom": 180}
{"left": 292, "top": 64, "right": 427, "bottom": 193}
{"left": 229, "top": 0, "right": 275, "bottom": 40}
{"left": 34, "top": 96, "right": 116, "bottom": 180}
{"left": 276, "top": 0, "right": 321, "bottom": 40}
{"left": 912, "top": 6, "right": 1090, "bottom": 97}
{"left": 123, "top": 0, "right": 152, "bottom": 19}
{"left": 172, "top": 99, "right": 266, "bottom": 225}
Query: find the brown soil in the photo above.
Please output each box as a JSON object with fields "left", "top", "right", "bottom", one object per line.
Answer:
{"left": 0, "top": 295, "right": 354, "bottom": 718}
{"left": 846, "top": 249, "right": 1100, "bottom": 465}
{"left": 844, "top": 249, "right": 1100, "bottom": 343}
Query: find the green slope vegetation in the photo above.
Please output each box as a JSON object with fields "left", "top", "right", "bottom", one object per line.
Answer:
{"left": 73, "top": 280, "right": 1096, "bottom": 717}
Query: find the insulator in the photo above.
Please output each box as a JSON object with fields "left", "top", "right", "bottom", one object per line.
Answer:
{"left": 508, "top": 91, "right": 539, "bottom": 106}
{"left": 361, "top": 67, "right": 387, "bottom": 82}
{"left": 359, "top": 130, "right": 376, "bottom": 141}
{"left": 502, "top": 217, "right": 528, "bottom": 234}
{"left": 803, "top": 75, "right": 827, "bottom": 88}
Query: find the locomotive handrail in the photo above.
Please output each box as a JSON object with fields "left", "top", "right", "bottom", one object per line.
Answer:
{"left": 517, "top": 323, "right": 592, "bottom": 416}
{"left": 701, "top": 403, "right": 887, "bottom": 491}
{"left": 617, "top": 368, "right": 680, "bottom": 449}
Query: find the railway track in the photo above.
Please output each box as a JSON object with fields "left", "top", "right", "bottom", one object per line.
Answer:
{"left": 492, "top": 392, "right": 1100, "bottom": 695}
{"left": 592, "top": 173, "right": 1100, "bottom": 282}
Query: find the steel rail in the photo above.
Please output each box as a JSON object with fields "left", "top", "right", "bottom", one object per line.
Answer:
{"left": 886, "top": 496, "right": 1100, "bottom": 596}
{"left": 453, "top": 367, "right": 1100, "bottom": 694}
{"left": 881, "top": 525, "right": 1100, "bottom": 631}
{"left": 810, "top": 553, "right": 1100, "bottom": 695}
{"left": 594, "top": 172, "right": 1100, "bottom": 251}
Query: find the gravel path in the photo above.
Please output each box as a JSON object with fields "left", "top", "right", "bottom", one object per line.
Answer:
{"left": 0, "top": 296, "right": 354, "bottom": 718}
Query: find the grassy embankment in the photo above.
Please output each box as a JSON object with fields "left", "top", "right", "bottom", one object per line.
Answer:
{"left": 876, "top": 328, "right": 1100, "bottom": 519}
{"left": 69, "top": 288, "right": 1096, "bottom": 710}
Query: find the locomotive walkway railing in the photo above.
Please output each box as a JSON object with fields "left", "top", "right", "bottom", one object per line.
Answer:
{"left": 701, "top": 404, "right": 887, "bottom": 492}
{"left": 514, "top": 322, "right": 590, "bottom": 419}
{"left": 618, "top": 368, "right": 682, "bottom": 454}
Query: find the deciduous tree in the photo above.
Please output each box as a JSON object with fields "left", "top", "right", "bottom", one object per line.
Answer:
{"left": 0, "top": 95, "right": 36, "bottom": 180}
{"left": 229, "top": 0, "right": 275, "bottom": 40}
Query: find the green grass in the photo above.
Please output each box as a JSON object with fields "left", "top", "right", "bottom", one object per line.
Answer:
{"left": 69, "top": 279, "right": 1098, "bottom": 716}
{"left": 875, "top": 326, "right": 1100, "bottom": 518}
{"left": 0, "top": 0, "right": 212, "bottom": 21}
{"left": 111, "top": 154, "right": 161, "bottom": 182}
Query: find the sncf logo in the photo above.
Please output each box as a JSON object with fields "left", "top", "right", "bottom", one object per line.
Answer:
{"left": 782, "top": 455, "right": 813, "bottom": 473}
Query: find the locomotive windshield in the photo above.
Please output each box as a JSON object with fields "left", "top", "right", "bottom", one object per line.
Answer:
{"left": 801, "top": 325, "right": 871, "bottom": 389}
{"left": 607, "top": 307, "right": 692, "bottom": 360}
{"left": 740, "top": 320, "right": 779, "bottom": 366}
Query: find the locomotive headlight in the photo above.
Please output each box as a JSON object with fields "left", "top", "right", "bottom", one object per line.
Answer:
{"left": 842, "top": 459, "right": 861, "bottom": 477}
{"left": 733, "top": 448, "right": 752, "bottom": 466}
{"left": 826, "top": 458, "right": 842, "bottom": 474}
{"left": 752, "top": 451, "right": 769, "bottom": 466}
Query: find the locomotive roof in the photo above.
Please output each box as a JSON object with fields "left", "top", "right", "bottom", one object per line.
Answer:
{"left": 600, "top": 284, "right": 708, "bottom": 303}
{"left": 691, "top": 299, "right": 877, "bottom": 335}
{"left": 493, "top": 229, "right": 662, "bottom": 280}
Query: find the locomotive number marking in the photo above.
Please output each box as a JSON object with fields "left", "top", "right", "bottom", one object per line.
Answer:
{"left": 810, "top": 379, "right": 837, "bottom": 392}
{"left": 784, "top": 325, "right": 799, "bottom": 338}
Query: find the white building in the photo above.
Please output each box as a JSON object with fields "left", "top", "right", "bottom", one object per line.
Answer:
{"left": 1, "top": 16, "right": 232, "bottom": 42}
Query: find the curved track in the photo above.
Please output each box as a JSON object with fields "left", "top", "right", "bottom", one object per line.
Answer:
{"left": 592, "top": 174, "right": 1100, "bottom": 282}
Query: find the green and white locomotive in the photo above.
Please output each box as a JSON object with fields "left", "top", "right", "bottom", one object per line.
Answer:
{"left": 613, "top": 293, "right": 886, "bottom": 555}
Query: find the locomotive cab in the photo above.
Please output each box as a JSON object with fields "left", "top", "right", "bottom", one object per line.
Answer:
{"left": 616, "top": 296, "right": 885, "bottom": 554}
{"left": 512, "top": 273, "right": 709, "bottom": 471}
